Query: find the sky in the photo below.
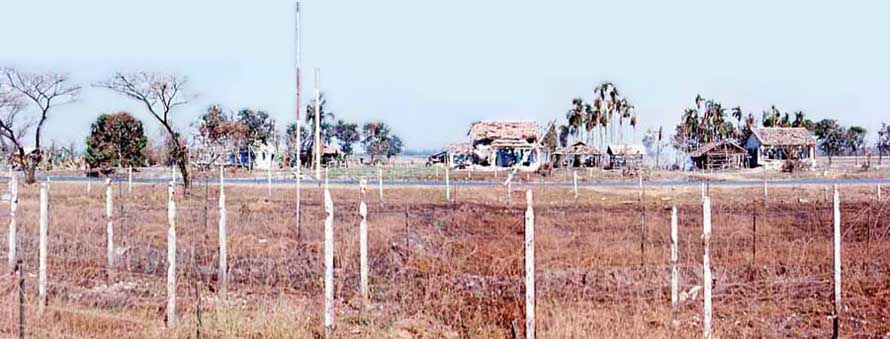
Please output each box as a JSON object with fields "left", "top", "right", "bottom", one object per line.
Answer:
{"left": 1, "top": 0, "right": 888, "bottom": 150}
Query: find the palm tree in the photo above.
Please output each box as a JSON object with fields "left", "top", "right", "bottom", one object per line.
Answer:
{"left": 594, "top": 82, "right": 621, "bottom": 145}
{"left": 566, "top": 97, "right": 586, "bottom": 144}
{"left": 731, "top": 106, "right": 743, "bottom": 138}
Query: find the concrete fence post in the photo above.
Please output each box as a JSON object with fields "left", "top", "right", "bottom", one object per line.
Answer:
{"left": 524, "top": 190, "right": 535, "bottom": 339}
{"left": 573, "top": 170, "right": 579, "bottom": 198}
{"left": 128, "top": 166, "right": 133, "bottom": 193}
{"left": 167, "top": 182, "right": 177, "bottom": 328}
{"left": 445, "top": 165, "right": 451, "bottom": 202}
{"left": 323, "top": 187, "right": 335, "bottom": 338}
{"left": 359, "top": 179, "right": 369, "bottom": 304}
{"left": 702, "top": 196, "right": 712, "bottom": 339}
{"left": 833, "top": 185, "right": 842, "bottom": 337}
{"left": 106, "top": 178, "right": 114, "bottom": 270}
{"left": 7, "top": 174, "right": 16, "bottom": 270}
{"left": 219, "top": 168, "right": 227, "bottom": 294}
{"left": 671, "top": 206, "right": 679, "bottom": 308}
{"left": 38, "top": 183, "right": 48, "bottom": 314}
{"left": 377, "top": 167, "right": 384, "bottom": 202}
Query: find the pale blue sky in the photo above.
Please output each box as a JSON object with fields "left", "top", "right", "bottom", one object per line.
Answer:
{"left": 2, "top": 0, "right": 888, "bottom": 150}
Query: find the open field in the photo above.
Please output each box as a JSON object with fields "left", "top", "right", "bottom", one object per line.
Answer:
{"left": 1, "top": 179, "right": 889, "bottom": 338}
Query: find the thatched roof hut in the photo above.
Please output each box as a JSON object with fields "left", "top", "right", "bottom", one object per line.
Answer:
{"left": 552, "top": 141, "right": 602, "bottom": 168}
{"left": 606, "top": 144, "right": 645, "bottom": 170}
{"left": 745, "top": 128, "right": 817, "bottom": 168}
{"left": 468, "top": 121, "right": 540, "bottom": 145}
{"left": 690, "top": 140, "right": 747, "bottom": 170}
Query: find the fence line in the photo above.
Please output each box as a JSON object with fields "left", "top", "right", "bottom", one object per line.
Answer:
{"left": 359, "top": 179, "right": 369, "bottom": 305}
{"left": 38, "top": 183, "right": 48, "bottom": 315}
{"left": 106, "top": 179, "right": 114, "bottom": 272}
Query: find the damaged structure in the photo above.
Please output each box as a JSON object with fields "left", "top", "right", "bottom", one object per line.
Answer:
{"left": 551, "top": 141, "right": 603, "bottom": 168}
{"left": 745, "top": 127, "right": 817, "bottom": 168}
{"left": 690, "top": 140, "right": 748, "bottom": 170}
{"left": 606, "top": 144, "right": 645, "bottom": 170}
{"left": 464, "top": 121, "right": 545, "bottom": 171}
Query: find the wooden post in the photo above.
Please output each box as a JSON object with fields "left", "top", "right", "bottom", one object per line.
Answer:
{"left": 702, "top": 196, "right": 712, "bottom": 339}
{"left": 359, "top": 179, "right": 369, "bottom": 304}
{"left": 87, "top": 177, "right": 92, "bottom": 193}
{"left": 377, "top": 167, "right": 384, "bottom": 202}
{"left": 670, "top": 206, "right": 678, "bottom": 308}
{"left": 524, "top": 190, "right": 535, "bottom": 339}
{"left": 16, "top": 260, "right": 24, "bottom": 339}
{"left": 7, "top": 174, "right": 16, "bottom": 270}
{"left": 218, "top": 168, "right": 227, "bottom": 294}
{"left": 832, "top": 185, "right": 841, "bottom": 338}
{"left": 106, "top": 179, "right": 114, "bottom": 270}
{"left": 323, "top": 186, "right": 335, "bottom": 338}
{"left": 167, "top": 182, "right": 177, "bottom": 328}
{"left": 314, "top": 68, "right": 322, "bottom": 180}
{"left": 752, "top": 201, "right": 757, "bottom": 266}
{"left": 878, "top": 184, "right": 882, "bottom": 201}
{"left": 128, "top": 166, "right": 133, "bottom": 193}
{"left": 38, "top": 183, "right": 48, "bottom": 314}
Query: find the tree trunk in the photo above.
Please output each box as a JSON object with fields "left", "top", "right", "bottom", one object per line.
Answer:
{"left": 177, "top": 157, "right": 190, "bottom": 188}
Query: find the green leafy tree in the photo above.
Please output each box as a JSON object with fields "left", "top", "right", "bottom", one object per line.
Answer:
{"left": 814, "top": 119, "right": 846, "bottom": 166}
{"left": 333, "top": 120, "right": 360, "bottom": 156}
{"left": 237, "top": 108, "right": 276, "bottom": 148}
{"left": 361, "top": 121, "right": 402, "bottom": 163}
{"left": 845, "top": 126, "right": 867, "bottom": 162}
{"left": 85, "top": 112, "right": 147, "bottom": 169}
{"left": 877, "top": 123, "right": 890, "bottom": 164}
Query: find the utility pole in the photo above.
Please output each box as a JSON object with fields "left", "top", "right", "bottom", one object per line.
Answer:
{"left": 314, "top": 68, "right": 322, "bottom": 180}
{"left": 294, "top": 1, "right": 303, "bottom": 239}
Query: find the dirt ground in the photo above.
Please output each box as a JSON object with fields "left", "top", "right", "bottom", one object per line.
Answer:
{"left": 1, "top": 178, "right": 889, "bottom": 338}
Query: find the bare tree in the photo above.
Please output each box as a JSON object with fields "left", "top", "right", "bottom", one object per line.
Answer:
{"left": 1, "top": 68, "right": 81, "bottom": 183}
{"left": 96, "top": 72, "right": 192, "bottom": 187}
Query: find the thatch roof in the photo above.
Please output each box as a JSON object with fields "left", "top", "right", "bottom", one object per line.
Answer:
{"left": 751, "top": 128, "right": 816, "bottom": 146}
{"left": 468, "top": 121, "right": 540, "bottom": 142}
{"left": 690, "top": 140, "right": 746, "bottom": 158}
{"left": 447, "top": 142, "right": 472, "bottom": 153}
{"left": 554, "top": 141, "right": 601, "bottom": 155}
{"left": 607, "top": 144, "right": 645, "bottom": 156}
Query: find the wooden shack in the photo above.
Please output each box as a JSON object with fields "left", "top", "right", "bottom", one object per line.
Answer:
{"left": 690, "top": 140, "right": 747, "bottom": 170}
{"left": 606, "top": 144, "right": 645, "bottom": 170}
{"left": 551, "top": 141, "right": 602, "bottom": 168}
{"left": 467, "top": 121, "right": 544, "bottom": 171}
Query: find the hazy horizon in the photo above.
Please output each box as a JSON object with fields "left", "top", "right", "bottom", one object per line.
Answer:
{"left": 2, "top": 0, "right": 888, "bottom": 150}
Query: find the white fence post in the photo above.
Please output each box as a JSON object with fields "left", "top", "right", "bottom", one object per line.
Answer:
{"left": 359, "top": 179, "right": 369, "bottom": 304}
{"left": 377, "top": 167, "right": 384, "bottom": 202}
{"left": 166, "top": 182, "right": 177, "bottom": 328}
{"left": 671, "top": 206, "right": 679, "bottom": 308}
{"left": 445, "top": 166, "right": 451, "bottom": 202}
{"left": 323, "top": 187, "right": 335, "bottom": 338}
{"left": 87, "top": 177, "right": 92, "bottom": 193}
{"left": 106, "top": 178, "right": 114, "bottom": 270}
{"left": 128, "top": 166, "right": 133, "bottom": 193}
{"left": 702, "top": 196, "right": 712, "bottom": 339}
{"left": 267, "top": 164, "right": 273, "bottom": 198}
{"left": 38, "top": 183, "right": 48, "bottom": 314}
{"left": 7, "top": 174, "right": 16, "bottom": 270}
{"left": 524, "top": 190, "right": 535, "bottom": 339}
{"left": 573, "top": 170, "right": 579, "bottom": 199}
{"left": 219, "top": 167, "right": 227, "bottom": 294}
{"left": 833, "top": 185, "right": 841, "bottom": 337}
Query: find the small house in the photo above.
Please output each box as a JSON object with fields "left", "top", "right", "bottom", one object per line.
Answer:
{"left": 690, "top": 140, "right": 747, "bottom": 170}
{"left": 468, "top": 121, "right": 544, "bottom": 171}
{"left": 606, "top": 144, "right": 645, "bottom": 170}
{"left": 745, "top": 128, "right": 817, "bottom": 168}
{"left": 551, "top": 141, "right": 603, "bottom": 168}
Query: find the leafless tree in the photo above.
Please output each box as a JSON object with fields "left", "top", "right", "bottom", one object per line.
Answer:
{"left": 96, "top": 72, "right": 192, "bottom": 187}
{"left": 1, "top": 68, "right": 81, "bottom": 183}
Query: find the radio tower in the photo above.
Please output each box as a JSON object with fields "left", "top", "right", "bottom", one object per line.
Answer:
{"left": 294, "top": 2, "right": 303, "bottom": 239}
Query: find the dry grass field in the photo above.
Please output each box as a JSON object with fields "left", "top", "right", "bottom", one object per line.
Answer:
{"left": 1, "top": 177, "right": 889, "bottom": 338}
